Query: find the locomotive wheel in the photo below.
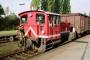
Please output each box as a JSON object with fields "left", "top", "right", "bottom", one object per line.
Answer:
{"left": 35, "top": 38, "right": 46, "bottom": 53}
{"left": 18, "top": 40, "right": 26, "bottom": 51}
{"left": 18, "top": 41, "right": 22, "bottom": 47}
{"left": 26, "top": 38, "right": 32, "bottom": 48}
{"left": 18, "top": 40, "right": 24, "bottom": 48}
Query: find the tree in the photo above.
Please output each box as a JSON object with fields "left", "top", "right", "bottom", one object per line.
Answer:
{"left": 46, "top": 0, "right": 53, "bottom": 12}
{"left": 52, "top": 0, "right": 63, "bottom": 13}
{"left": 59, "top": 0, "right": 63, "bottom": 14}
{"left": 41, "top": 0, "right": 53, "bottom": 12}
{"left": 63, "top": 0, "right": 71, "bottom": 14}
{"left": 0, "top": 5, "right": 19, "bottom": 30}
{"left": 0, "top": 4, "right": 4, "bottom": 15}
{"left": 30, "top": 0, "right": 71, "bottom": 14}
{"left": 41, "top": 0, "right": 48, "bottom": 11}
{"left": 30, "top": 0, "right": 53, "bottom": 12}
{"left": 84, "top": 13, "right": 87, "bottom": 15}
{"left": 3, "top": 13, "right": 19, "bottom": 30}
{"left": 30, "top": 0, "right": 40, "bottom": 10}
{"left": 0, "top": 4, "right": 4, "bottom": 30}
{"left": 52, "top": 0, "right": 59, "bottom": 13}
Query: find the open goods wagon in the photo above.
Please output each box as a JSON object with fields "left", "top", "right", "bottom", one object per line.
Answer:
{"left": 61, "top": 13, "right": 90, "bottom": 37}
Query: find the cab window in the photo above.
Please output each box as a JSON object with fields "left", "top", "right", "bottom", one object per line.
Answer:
{"left": 54, "top": 15, "right": 60, "bottom": 25}
{"left": 21, "top": 15, "right": 27, "bottom": 24}
{"left": 36, "top": 14, "right": 45, "bottom": 24}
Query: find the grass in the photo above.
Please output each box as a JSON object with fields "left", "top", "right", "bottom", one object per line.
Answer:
{"left": 0, "top": 30, "right": 18, "bottom": 35}
{"left": 0, "top": 42, "right": 19, "bottom": 54}
{"left": 0, "top": 30, "right": 20, "bottom": 54}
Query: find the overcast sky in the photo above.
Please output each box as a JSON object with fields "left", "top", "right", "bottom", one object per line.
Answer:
{"left": 0, "top": 0, "right": 90, "bottom": 16}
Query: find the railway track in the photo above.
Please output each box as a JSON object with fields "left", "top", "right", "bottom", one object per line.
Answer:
{"left": 0, "top": 41, "right": 75, "bottom": 60}
{"left": 0, "top": 34, "right": 40, "bottom": 60}
{"left": 0, "top": 38, "right": 10, "bottom": 44}
{"left": 0, "top": 35, "right": 88, "bottom": 60}
{"left": 0, "top": 34, "right": 18, "bottom": 44}
{"left": 0, "top": 49, "right": 40, "bottom": 60}
{"left": 0, "top": 38, "right": 18, "bottom": 44}
{"left": 0, "top": 38, "right": 18, "bottom": 46}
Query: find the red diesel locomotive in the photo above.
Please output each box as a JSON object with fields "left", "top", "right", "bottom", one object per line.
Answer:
{"left": 18, "top": 10, "right": 76, "bottom": 52}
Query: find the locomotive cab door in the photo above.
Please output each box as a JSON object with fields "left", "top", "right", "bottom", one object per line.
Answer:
{"left": 53, "top": 15, "right": 60, "bottom": 39}
{"left": 48, "top": 15, "right": 60, "bottom": 40}
{"left": 48, "top": 15, "right": 54, "bottom": 40}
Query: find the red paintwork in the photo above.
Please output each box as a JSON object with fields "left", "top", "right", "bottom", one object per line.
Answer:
{"left": 18, "top": 10, "right": 70, "bottom": 42}
{"left": 60, "top": 20, "right": 70, "bottom": 32}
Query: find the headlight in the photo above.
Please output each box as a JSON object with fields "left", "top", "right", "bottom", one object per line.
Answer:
{"left": 41, "top": 30, "right": 45, "bottom": 34}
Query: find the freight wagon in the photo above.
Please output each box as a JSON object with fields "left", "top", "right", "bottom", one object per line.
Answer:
{"left": 61, "top": 13, "right": 90, "bottom": 37}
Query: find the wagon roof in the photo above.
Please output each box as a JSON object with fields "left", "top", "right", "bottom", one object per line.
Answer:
{"left": 18, "top": 10, "right": 61, "bottom": 16}
{"left": 61, "top": 13, "right": 89, "bottom": 17}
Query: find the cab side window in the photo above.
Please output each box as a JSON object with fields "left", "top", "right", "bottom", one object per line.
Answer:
{"left": 54, "top": 16, "right": 60, "bottom": 25}
{"left": 36, "top": 14, "right": 45, "bottom": 24}
{"left": 21, "top": 15, "right": 27, "bottom": 24}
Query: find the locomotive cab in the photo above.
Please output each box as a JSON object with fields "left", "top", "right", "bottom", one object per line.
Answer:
{"left": 19, "top": 11, "right": 46, "bottom": 38}
{"left": 18, "top": 11, "right": 61, "bottom": 40}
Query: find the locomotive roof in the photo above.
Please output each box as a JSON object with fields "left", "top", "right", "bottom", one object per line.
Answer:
{"left": 18, "top": 10, "right": 61, "bottom": 16}
{"left": 45, "top": 11, "right": 61, "bottom": 15}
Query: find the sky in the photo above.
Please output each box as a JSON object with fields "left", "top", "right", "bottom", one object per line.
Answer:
{"left": 0, "top": 0, "right": 90, "bottom": 16}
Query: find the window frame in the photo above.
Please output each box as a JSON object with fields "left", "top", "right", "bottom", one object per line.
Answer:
{"left": 36, "top": 14, "right": 45, "bottom": 24}
{"left": 54, "top": 15, "right": 60, "bottom": 25}
{"left": 21, "top": 14, "right": 28, "bottom": 24}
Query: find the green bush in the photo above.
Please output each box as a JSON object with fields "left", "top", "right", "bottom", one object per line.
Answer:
{"left": 0, "top": 14, "right": 20, "bottom": 31}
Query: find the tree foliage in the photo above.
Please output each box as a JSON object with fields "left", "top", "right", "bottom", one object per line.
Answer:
{"left": 53, "top": 0, "right": 63, "bottom": 13}
{"left": 0, "top": 4, "right": 4, "bottom": 30}
{"left": 63, "top": 0, "right": 71, "bottom": 14}
{"left": 59, "top": 0, "right": 63, "bottom": 13}
{"left": 30, "top": 0, "right": 71, "bottom": 14}
{"left": 41, "top": 0, "right": 48, "bottom": 11}
{"left": 46, "top": 0, "right": 53, "bottom": 12}
{"left": 2, "top": 13, "right": 20, "bottom": 30}
{"left": 84, "top": 13, "right": 87, "bottom": 15}
{"left": 30, "top": 0, "right": 40, "bottom": 9}
{"left": 0, "top": 4, "right": 19, "bottom": 31}
{"left": 41, "top": 0, "right": 53, "bottom": 12}
{"left": 0, "top": 4, "right": 4, "bottom": 15}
